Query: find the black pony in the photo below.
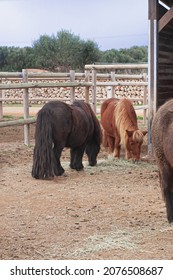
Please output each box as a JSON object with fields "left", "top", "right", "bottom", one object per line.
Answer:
{"left": 32, "top": 100, "right": 102, "bottom": 179}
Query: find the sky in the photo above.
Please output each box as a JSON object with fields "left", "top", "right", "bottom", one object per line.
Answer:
{"left": 0, "top": 0, "right": 148, "bottom": 51}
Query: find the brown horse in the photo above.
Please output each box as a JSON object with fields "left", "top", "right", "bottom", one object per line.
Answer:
{"left": 32, "top": 100, "right": 102, "bottom": 179}
{"left": 151, "top": 99, "right": 173, "bottom": 223}
{"left": 101, "top": 98, "right": 147, "bottom": 161}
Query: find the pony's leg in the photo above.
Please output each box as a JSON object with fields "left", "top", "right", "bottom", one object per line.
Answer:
{"left": 165, "top": 191, "right": 173, "bottom": 223}
{"left": 53, "top": 146, "right": 65, "bottom": 176}
{"left": 125, "top": 150, "right": 132, "bottom": 160}
{"left": 102, "top": 129, "right": 108, "bottom": 148}
{"left": 70, "top": 146, "right": 85, "bottom": 171}
{"left": 160, "top": 167, "right": 173, "bottom": 223}
{"left": 106, "top": 135, "right": 115, "bottom": 154}
{"left": 113, "top": 135, "right": 120, "bottom": 159}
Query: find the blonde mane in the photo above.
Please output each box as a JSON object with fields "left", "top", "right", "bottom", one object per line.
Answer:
{"left": 114, "top": 98, "right": 138, "bottom": 145}
{"left": 132, "top": 130, "right": 145, "bottom": 143}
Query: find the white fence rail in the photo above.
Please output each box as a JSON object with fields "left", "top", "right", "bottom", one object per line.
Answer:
{"left": 0, "top": 64, "right": 148, "bottom": 145}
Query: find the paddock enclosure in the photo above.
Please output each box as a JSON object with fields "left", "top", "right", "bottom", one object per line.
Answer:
{"left": 0, "top": 123, "right": 173, "bottom": 260}
{"left": 0, "top": 64, "right": 148, "bottom": 146}
{"left": 0, "top": 63, "right": 173, "bottom": 259}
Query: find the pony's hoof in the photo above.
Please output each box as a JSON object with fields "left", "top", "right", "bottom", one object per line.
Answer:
{"left": 76, "top": 166, "right": 84, "bottom": 171}
{"left": 113, "top": 155, "right": 119, "bottom": 160}
{"left": 54, "top": 168, "right": 65, "bottom": 176}
{"left": 63, "top": 173, "right": 68, "bottom": 177}
{"left": 70, "top": 164, "right": 75, "bottom": 169}
{"left": 89, "top": 162, "right": 96, "bottom": 166}
{"left": 70, "top": 163, "right": 84, "bottom": 171}
{"left": 113, "top": 157, "right": 119, "bottom": 160}
{"left": 168, "top": 216, "right": 173, "bottom": 224}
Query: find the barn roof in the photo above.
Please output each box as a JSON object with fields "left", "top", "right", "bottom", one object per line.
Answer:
{"left": 161, "top": 0, "right": 173, "bottom": 7}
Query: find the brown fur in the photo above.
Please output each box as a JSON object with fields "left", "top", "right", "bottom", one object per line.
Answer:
{"left": 151, "top": 99, "right": 173, "bottom": 223}
{"left": 32, "top": 100, "right": 102, "bottom": 179}
{"left": 101, "top": 98, "right": 147, "bottom": 161}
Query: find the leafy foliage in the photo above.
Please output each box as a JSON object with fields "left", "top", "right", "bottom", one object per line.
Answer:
{"left": 0, "top": 30, "right": 148, "bottom": 72}
{"left": 100, "top": 46, "right": 148, "bottom": 63}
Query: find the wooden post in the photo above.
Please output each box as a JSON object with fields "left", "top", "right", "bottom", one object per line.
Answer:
{"left": 0, "top": 78, "right": 3, "bottom": 119}
{"left": 148, "top": 0, "right": 158, "bottom": 154}
{"left": 142, "top": 73, "right": 147, "bottom": 125}
{"left": 111, "top": 71, "right": 115, "bottom": 97}
{"left": 70, "top": 70, "right": 75, "bottom": 103}
{"left": 84, "top": 70, "right": 90, "bottom": 103}
{"left": 22, "top": 69, "right": 30, "bottom": 146}
{"left": 91, "top": 68, "right": 97, "bottom": 113}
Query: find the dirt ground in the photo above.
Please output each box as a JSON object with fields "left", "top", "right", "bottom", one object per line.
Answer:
{"left": 0, "top": 121, "right": 173, "bottom": 260}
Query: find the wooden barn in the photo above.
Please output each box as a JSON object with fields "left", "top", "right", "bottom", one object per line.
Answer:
{"left": 148, "top": 0, "right": 173, "bottom": 150}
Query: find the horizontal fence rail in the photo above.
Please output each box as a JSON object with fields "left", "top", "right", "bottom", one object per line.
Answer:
{"left": 0, "top": 117, "right": 36, "bottom": 127}
{"left": 0, "top": 81, "right": 92, "bottom": 90}
{"left": 0, "top": 71, "right": 146, "bottom": 80}
{"left": 85, "top": 63, "right": 148, "bottom": 70}
{"left": 96, "top": 81, "right": 147, "bottom": 86}
{"left": 0, "top": 65, "right": 148, "bottom": 145}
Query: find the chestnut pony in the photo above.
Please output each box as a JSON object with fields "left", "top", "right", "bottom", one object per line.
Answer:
{"left": 32, "top": 100, "right": 102, "bottom": 179}
{"left": 101, "top": 98, "right": 147, "bottom": 161}
{"left": 151, "top": 99, "right": 173, "bottom": 223}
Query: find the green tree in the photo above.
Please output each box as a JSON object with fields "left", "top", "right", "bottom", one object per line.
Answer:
{"left": 100, "top": 46, "right": 148, "bottom": 64}
{"left": 22, "top": 47, "right": 37, "bottom": 69}
{"left": 33, "top": 34, "right": 57, "bottom": 69}
{"left": 100, "top": 49, "right": 120, "bottom": 63}
{"left": 0, "top": 47, "right": 9, "bottom": 70}
{"left": 55, "top": 30, "right": 83, "bottom": 71}
{"left": 80, "top": 40, "right": 101, "bottom": 69}
{"left": 32, "top": 30, "right": 100, "bottom": 71}
{"left": 128, "top": 46, "right": 148, "bottom": 62}
{"left": 0, "top": 47, "right": 26, "bottom": 71}
{"left": 0, "top": 31, "right": 148, "bottom": 71}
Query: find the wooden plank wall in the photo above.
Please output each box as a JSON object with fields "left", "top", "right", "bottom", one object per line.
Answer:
{"left": 158, "top": 4, "right": 173, "bottom": 107}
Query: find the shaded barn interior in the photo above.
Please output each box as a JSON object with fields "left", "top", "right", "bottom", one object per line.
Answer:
{"left": 148, "top": 0, "right": 173, "bottom": 150}
{"left": 158, "top": 0, "right": 173, "bottom": 107}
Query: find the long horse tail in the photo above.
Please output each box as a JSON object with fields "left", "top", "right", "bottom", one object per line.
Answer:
{"left": 88, "top": 104, "right": 102, "bottom": 144}
{"left": 32, "top": 109, "right": 55, "bottom": 179}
